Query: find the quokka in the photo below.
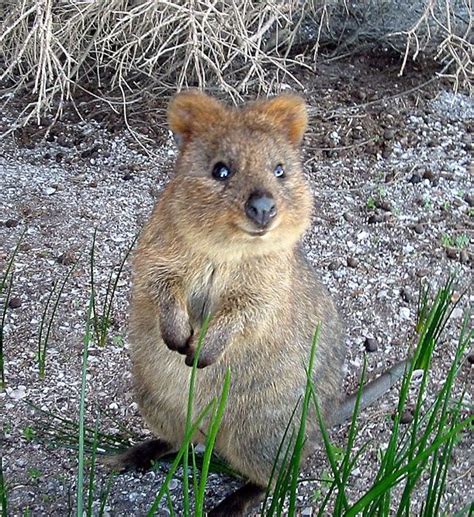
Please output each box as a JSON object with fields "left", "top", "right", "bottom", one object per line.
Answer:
{"left": 106, "top": 91, "right": 405, "bottom": 515}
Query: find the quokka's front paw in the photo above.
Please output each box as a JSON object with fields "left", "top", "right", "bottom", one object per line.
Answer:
{"left": 184, "top": 347, "right": 218, "bottom": 369}
{"left": 183, "top": 333, "right": 221, "bottom": 368}
{"left": 160, "top": 307, "right": 193, "bottom": 354}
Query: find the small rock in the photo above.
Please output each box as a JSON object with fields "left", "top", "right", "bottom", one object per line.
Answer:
{"left": 400, "top": 287, "right": 413, "bottom": 303}
{"left": 400, "top": 409, "right": 414, "bottom": 425}
{"left": 7, "top": 385, "right": 27, "bottom": 400}
{"left": 301, "top": 508, "right": 313, "bottom": 517}
{"left": 422, "top": 170, "right": 434, "bottom": 181}
{"left": 364, "top": 337, "right": 378, "bottom": 352}
{"left": 347, "top": 257, "right": 358, "bottom": 268}
{"left": 383, "top": 128, "right": 395, "bottom": 140}
{"left": 445, "top": 247, "right": 458, "bottom": 260}
{"left": 413, "top": 224, "right": 424, "bottom": 235}
{"left": 400, "top": 307, "right": 411, "bottom": 320}
{"left": 415, "top": 268, "right": 429, "bottom": 278}
{"left": 328, "top": 261, "right": 338, "bottom": 271}
{"left": 168, "top": 479, "right": 179, "bottom": 491}
{"left": 384, "top": 172, "right": 394, "bottom": 183}
{"left": 460, "top": 249, "right": 469, "bottom": 264}
{"left": 376, "top": 199, "right": 392, "bottom": 212}
{"left": 57, "top": 251, "right": 76, "bottom": 266}
{"left": 343, "top": 212, "right": 354, "bottom": 223}
{"left": 44, "top": 186, "right": 56, "bottom": 195}
{"left": 408, "top": 173, "right": 422, "bottom": 184}
{"left": 8, "top": 297, "right": 22, "bottom": 309}
{"left": 382, "top": 146, "right": 392, "bottom": 159}
{"left": 467, "top": 353, "right": 474, "bottom": 365}
{"left": 464, "top": 193, "right": 474, "bottom": 207}
{"left": 368, "top": 213, "right": 384, "bottom": 224}
{"left": 81, "top": 145, "right": 100, "bottom": 158}
{"left": 5, "top": 219, "right": 19, "bottom": 228}
{"left": 122, "top": 173, "right": 134, "bottom": 181}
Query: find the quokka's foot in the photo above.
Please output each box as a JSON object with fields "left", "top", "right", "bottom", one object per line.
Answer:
{"left": 207, "top": 482, "right": 265, "bottom": 517}
{"left": 100, "top": 439, "right": 174, "bottom": 472}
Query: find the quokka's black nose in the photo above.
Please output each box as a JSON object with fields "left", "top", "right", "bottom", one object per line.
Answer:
{"left": 245, "top": 190, "right": 277, "bottom": 227}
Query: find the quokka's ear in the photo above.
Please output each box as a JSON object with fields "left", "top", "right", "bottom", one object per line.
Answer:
{"left": 167, "top": 90, "right": 226, "bottom": 147}
{"left": 248, "top": 94, "right": 308, "bottom": 146}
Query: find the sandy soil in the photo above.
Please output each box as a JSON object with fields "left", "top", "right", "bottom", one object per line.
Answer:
{"left": 1, "top": 56, "right": 473, "bottom": 516}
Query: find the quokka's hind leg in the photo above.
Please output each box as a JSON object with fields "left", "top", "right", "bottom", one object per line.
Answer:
{"left": 101, "top": 438, "right": 175, "bottom": 472}
{"left": 207, "top": 482, "right": 265, "bottom": 517}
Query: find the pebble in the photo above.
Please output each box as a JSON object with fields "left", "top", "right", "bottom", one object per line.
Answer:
{"left": 383, "top": 128, "right": 395, "bottom": 140}
{"left": 408, "top": 173, "right": 422, "bottom": 184}
{"left": 445, "top": 247, "right": 458, "bottom": 260}
{"left": 415, "top": 268, "right": 429, "bottom": 278}
{"left": 8, "top": 297, "right": 22, "bottom": 309}
{"left": 400, "top": 409, "right": 414, "bottom": 424}
{"left": 464, "top": 193, "right": 474, "bottom": 207}
{"left": 467, "top": 353, "right": 474, "bottom": 365}
{"left": 347, "top": 257, "right": 358, "bottom": 268}
{"left": 460, "top": 250, "right": 469, "bottom": 264}
{"left": 376, "top": 199, "right": 392, "bottom": 212}
{"left": 122, "top": 173, "right": 134, "bottom": 181}
{"left": 7, "top": 385, "right": 27, "bottom": 400}
{"left": 343, "top": 212, "right": 354, "bottom": 223}
{"left": 399, "top": 307, "right": 411, "bottom": 320}
{"left": 57, "top": 251, "right": 76, "bottom": 266}
{"left": 328, "top": 261, "right": 338, "bottom": 271}
{"left": 400, "top": 287, "right": 413, "bottom": 303}
{"left": 5, "top": 219, "right": 19, "bottom": 228}
{"left": 368, "top": 213, "right": 385, "bottom": 224}
{"left": 413, "top": 224, "right": 424, "bottom": 234}
{"left": 44, "top": 186, "right": 57, "bottom": 195}
{"left": 364, "top": 337, "right": 378, "bottom": 352}
{"left": 422, "top": 169, "right": 434, "bottom": 181}
{"left": 301, "top": 508, "right": 313, "bottom": 516}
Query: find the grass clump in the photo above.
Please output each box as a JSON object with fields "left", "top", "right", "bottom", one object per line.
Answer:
{"left": 37, "top": 261, "right": 78, "bottom": 378}
{"left": 89, "top": 230, "right": 136, "bottom": 348}
{"left": 306, "top": 278, "right": 472, "bottom": 516}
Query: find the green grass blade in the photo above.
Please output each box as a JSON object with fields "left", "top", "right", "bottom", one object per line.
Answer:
{"left": 39, "top": 259, "right": 78, "bottom": 377}
{"left": 86, "top": 416, "right": 100, "bottom": 516}
{"left": 0, "top": 229, "right": 24, "bottom": 294}
{"left": 77, "top": 295, "right": 94, "bottom": 517}
{"left": 147, "top": 402, "right": 214, "bottom": 516}
{"left": 0, "top": 272, "right": 13, "bottom": 388}
{"left": 288, "top": 325, "right": 321, "bottom": 515}
{"left": 182, "top": 315, "right": 210, "bottom": 515}
{"left": 0, "top": 455, "right": 7, "bottom": 517}
{"left": 98, "top": 234, "right": 138, "bottom": 347}
{"left": 195, "top": 367, "right": 231, "bottom": 515}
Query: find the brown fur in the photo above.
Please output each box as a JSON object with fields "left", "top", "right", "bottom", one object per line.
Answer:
{"left": 127, "top": 91, "right": 345, "bottom": 510}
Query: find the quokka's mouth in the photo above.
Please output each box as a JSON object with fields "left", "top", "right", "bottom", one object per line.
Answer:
{"left": 237, "top": 220, "right": 280, "bottom": 237}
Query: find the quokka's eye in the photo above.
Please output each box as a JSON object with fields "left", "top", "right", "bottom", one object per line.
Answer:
{"left": 274, "top": 164, "right": 285, "bottom": 178}
{"left": 212, "top": 162, "right": 232, "bottom": 181}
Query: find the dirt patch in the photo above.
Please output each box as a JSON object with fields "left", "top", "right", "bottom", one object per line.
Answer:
{"left": 1, "top": 55, "right": 472, "bottom": 515}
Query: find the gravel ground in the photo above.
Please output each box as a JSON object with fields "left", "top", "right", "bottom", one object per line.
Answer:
{"left": 0, "top": 59, "right": 473, "bottom": 516}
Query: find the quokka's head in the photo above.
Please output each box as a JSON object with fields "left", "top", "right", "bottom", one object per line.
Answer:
{"left": 165, "top": 90, "right": 313, "bottom": 260}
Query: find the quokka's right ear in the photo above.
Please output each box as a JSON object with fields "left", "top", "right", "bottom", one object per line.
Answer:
{"left": 167, "top": 90, "right": 226, "bottom": 147}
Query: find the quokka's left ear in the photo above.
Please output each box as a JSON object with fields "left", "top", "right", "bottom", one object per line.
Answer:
{"left": 246, "top": 94, "right": 308, "bottom": 146}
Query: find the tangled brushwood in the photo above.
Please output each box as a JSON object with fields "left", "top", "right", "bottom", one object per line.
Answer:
{"left": 0, "top": 0, "right": 472, "bottom": 126}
